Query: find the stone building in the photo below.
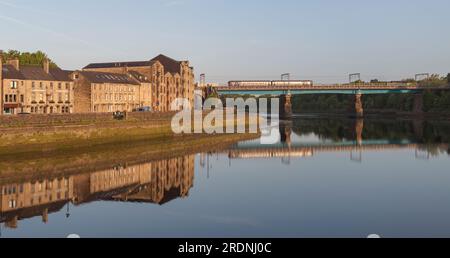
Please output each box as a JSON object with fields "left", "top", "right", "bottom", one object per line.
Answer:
{"left": 0, "top": 58, "right": 74, "bottom": 115}
{"left": 83, "top": 54, "right": 195, "bottom": 112}
{"left": 71, "top": 70, "right": 152, "bottom": 113}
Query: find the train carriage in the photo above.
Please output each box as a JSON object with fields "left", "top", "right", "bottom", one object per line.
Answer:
{"left": 228, "top": 80, "right": 313, "bottom": 87}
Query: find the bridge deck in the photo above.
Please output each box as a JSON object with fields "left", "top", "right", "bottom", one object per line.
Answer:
{"left": 216, "top": 84, "right": 450, "bottom": 95}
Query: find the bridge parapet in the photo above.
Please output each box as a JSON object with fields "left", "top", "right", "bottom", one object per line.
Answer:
{"left": 216, "top": 83, "right": 449, "bottom": 91}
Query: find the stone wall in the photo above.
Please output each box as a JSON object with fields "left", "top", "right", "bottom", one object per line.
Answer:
{"left": 0, "top": 111, "right": 178, "bottom": 128}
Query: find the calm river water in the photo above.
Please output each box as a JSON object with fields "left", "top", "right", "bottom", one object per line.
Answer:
{"left": 1, "top": 117, "right": 450, "bottom": 238}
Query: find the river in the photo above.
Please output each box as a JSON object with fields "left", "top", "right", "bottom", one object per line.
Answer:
{"left": 1, "top": 116, "right": 450, "bottom": 238}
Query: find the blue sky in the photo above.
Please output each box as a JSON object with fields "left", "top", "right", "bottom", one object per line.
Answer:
{"left": 1, "top": 0, "right": 449, "bottom": 83}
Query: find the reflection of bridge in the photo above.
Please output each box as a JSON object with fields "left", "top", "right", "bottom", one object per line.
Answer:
{"left": 227, "top": 143, "right": 447, "bottom": 162}
{"left": 215, "top": 82, "right": 450, "bottom": 118}
{"left": 225, "top": 119, "right": 448, "bottom": 163}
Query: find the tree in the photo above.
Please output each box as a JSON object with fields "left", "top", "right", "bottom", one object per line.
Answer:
{"left": 0, "top": 49, "right": 58, "bottom": 67}
{"left": 447, "top": 73, "right": 450, "bottom": 84}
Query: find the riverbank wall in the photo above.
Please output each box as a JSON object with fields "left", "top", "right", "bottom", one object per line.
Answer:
{"left": 0, "top": 111, "right": 259, "bottom": 155}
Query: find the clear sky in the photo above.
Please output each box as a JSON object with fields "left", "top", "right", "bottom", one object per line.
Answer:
{"left": 1, "top": 0, "right": 449, "bottom": 83}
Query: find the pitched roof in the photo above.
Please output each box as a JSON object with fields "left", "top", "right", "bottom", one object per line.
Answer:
{"left": 128, "top": 71, "right": 151, "bottom": 83}
{"left": 78, "top": 71, "right": 140, "bottom": 85}
{"left": 2, "top": 64, "right": 72, "bottom": 81}
{"left": 83, "top": 54, "right": 184, "bottom": 75}
{"left": 49, "top": 68, "right": 73, "bottom": 82}
{"left": 83, "top": 61, "right": 154, "bottom": 70}
{"left": 150, "top": 54, "right": 181, "bottom": 75}
{"left": 2, "top": 64, "right": 26, "bottom": 80}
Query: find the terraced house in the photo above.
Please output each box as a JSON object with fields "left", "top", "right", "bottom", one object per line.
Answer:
{"left": 83, "top": 54, "right": 195, "bottom": 111}
{"left": 71, "top": 70, "right": 152, "bottom": 113}
{"left": 0, "top": 58, "right": 74, "bottom": 115}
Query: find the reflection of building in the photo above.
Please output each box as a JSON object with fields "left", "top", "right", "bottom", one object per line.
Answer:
{"left": 0, "top": 155, "right": 194, "bottom": 229}
{"left": 0, "top": 58, "right": 74, "bottom": 115}
{"left": 108, "top": 156, "right": 194, "bottom": 204}
{"left": 0, "top": 177, "right": 73, "bottom": 228}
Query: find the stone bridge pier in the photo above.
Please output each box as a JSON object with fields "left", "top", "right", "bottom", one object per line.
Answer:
{"left": 348, "top": 93, "right": 364, "bottom": 118}
{"left": 279, "top": 94, "right": 293, "bottom": 119}
{"left": 413, "top": 93, "right": 424, "bottom": 114}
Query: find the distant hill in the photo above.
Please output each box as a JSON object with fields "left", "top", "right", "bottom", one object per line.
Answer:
{"left": 0, "top": 50, "right": 58, "bottom": 68}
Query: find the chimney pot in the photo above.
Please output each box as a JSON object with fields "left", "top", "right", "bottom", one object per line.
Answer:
{"left": 43, "top": 59, "right": 50, "bottom": 74}
{"left": 7, "top": 58, "right": 20, "bottom": 71}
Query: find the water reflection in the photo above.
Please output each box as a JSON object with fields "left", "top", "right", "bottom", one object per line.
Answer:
{"left": 0, "top": 156, "right": 195, "bottom": 231}
{"left": 227, "top": 118, "right": 450, "bottom": 163}
{"left": 1, "top": 117, "right": 450, "bottom": 237}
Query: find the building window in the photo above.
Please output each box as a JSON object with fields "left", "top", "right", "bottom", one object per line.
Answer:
{"left": 39, "top": 82, "right": 43, "bottom": 89}
{"left": 10, "top": 81, "right": 18, "bottom": 89}
{"left": 9, "top": 200, "right": 17, "bottom": 209}
{"left": 32, "top": 82, "right": 35, "bottom": 89}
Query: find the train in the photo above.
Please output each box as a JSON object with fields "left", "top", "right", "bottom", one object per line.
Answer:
{"left": 228, "top": 80, "right": 313, "bottom": 87}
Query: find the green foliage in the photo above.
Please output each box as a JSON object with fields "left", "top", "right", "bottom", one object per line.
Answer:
{"left": 0, "top": 49, "right": 58, "bottom": 68}
{"left": 402, "top": 78, "right": 417, "bottom": 83}
{"left": 418, "top": 74, "right": 447, "bottom": 87}
{"left": 423, "top": 90, "right": 450, "bottom": 112}
{"left": 292, "top": 92, "right": 450, "bottom": 113}
{"left": 293, "top": 95, "right": 353, "bottom": 112}
{"left": 447, "top": 73, "right": 450, "bottom": 84}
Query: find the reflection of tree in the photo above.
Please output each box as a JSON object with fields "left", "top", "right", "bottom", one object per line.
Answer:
{"left": 292, "top": 118, "right": 450, "bottom": 146}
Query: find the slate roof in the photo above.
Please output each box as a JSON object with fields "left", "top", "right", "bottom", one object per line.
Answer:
{"left": 83, "top": 61, "right": 154, "bottom": 70}
{"left": 128, "top": 71, "right": 151, "bottom": 83}
{"left": 2, "top": 64, "right": 72, "bottom": 81}
{"left": 78, "top": 71, "right": 140, "bottom": 85}
{"left": 150, "top": 54, "right": 182, "bottom": 75}
{"left": 83, "top": 54, "right": 184, "bottom": 75}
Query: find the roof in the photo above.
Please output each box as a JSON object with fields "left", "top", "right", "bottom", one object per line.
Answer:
{"left": 2, "top": 64, "right": 25, "bottom": 80}
{"left": 83, "top": 54, "right": 184, "bottom": 75}
{"left": 128, "top": 71, "right": 151, "bottom": 83}
{"left": 2, "top": 64, "right": 72, "bottom": 82}
{"left": 50, "top": 69, "right": 73, "bottom": 81}
{"left": 151, "top": 54, "right": 181, "bottom": 75}
{"left": 77, "top": 71, "right": 140, "bottom": 85}
{"left": 83, "top": 61, "right": 154, "bottom": 70}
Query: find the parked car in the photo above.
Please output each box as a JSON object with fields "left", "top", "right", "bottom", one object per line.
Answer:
{"left": 113, "top": 111, "right": 126, "bottom": 120}
{"left": 133, "top": 106, "right": 152, "bottom": 112}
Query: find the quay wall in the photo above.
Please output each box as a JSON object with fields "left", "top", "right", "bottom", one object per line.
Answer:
{"left": 0, "top": 112, "right": 178, "bottom": 128}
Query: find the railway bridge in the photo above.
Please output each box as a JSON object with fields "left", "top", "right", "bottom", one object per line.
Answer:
{"left": 215, "top": 81, "right": 450, "bottom": 118}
